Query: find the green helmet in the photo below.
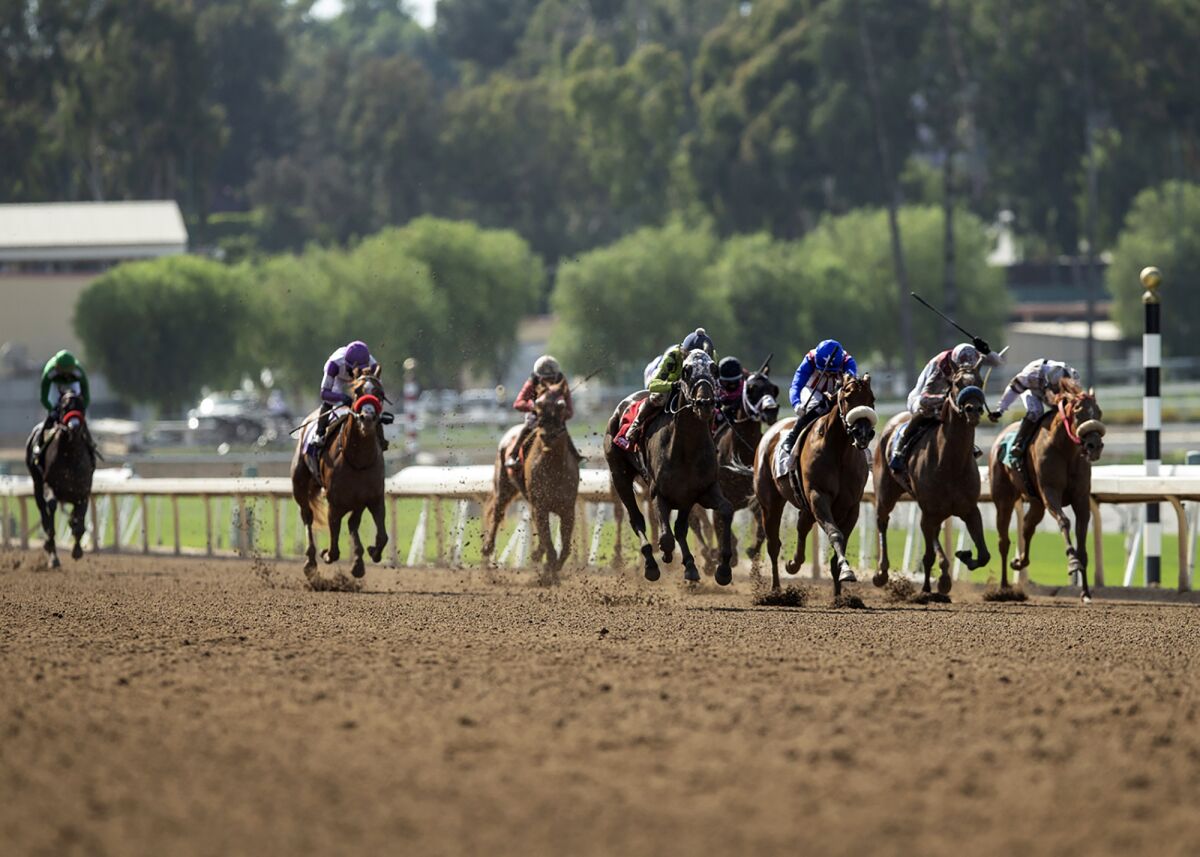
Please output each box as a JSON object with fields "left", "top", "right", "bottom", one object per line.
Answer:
{"left": 53, "top": 350, "right": 79, "bottom": 371}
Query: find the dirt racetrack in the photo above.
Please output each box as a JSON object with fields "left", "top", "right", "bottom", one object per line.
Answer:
{"left": 2, "top": 550, "right": 1198, "bottom": 857}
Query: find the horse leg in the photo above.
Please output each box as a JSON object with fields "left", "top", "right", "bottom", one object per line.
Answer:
{"left": 919, "top": 514, "right": 940, "bottom": 594}
{"left": 929, "top": 522, "right": 953, "bottom": 595}
{"left": 745, "top": 497, "right": 766, "bottom": 563}
{"left": 481, "top": 478, "right": 516, "bottom": 561}
{"left": 994, "top": 495, "right": 1014, "bottom": 589}
{"left": 322, "top": 508, "right": 344, "bottom": 564}
{"left": 1013, "top": 499, "right": 1045, "bottom": 572}
{"left": 762, "top": 492, "right": 785, "bottom": 591}
{"left": 873, "top": 479, "right": 900, "bottom": 587}
{"left": 675, "top": 505, "right": 699, "bottom": 582}
{"left": 688, "top": 507, "right": 716, "bottom": 573}
{"left": 611, "top": 467, "right": 658, "bottom": 581}
{"left": 785, "top": 511, "right": 811, "bottom": 577}
{"left": 611, "top": 491, "right": 626, "bottom": 569}
{"left": 957, "top": 505, "right": 990, "bottom": 573}
{"left": 70, "top": 501, "right": 87, "bottom": 560}
{"left": 1042, "top": 486, "right": 1081, "bottom": 587}
{"left": 533, "top": 505, "right": 557, "bottom": 579}
{"left": 1071, "top": 497, "right": 1092, "bottom": 602}
{"left": 556, "top": 503, "right": 575, "bottom": 574}
{"left": 656, "top": 496, "right": 675, "bottom": 565}
{"left": 31, "top": 477, "right": 58, "bottom": 569}
{"left": 347, "top": 507, "right": 366, "bottom": 578}
{"left": 367, "top": 499, "right": 387, "bottom": 564}
{"left": 698, "top": 484, "right": 734, "bottom": 586}
{"left": 810, "top": 492, "right": 857, "bottom": 595}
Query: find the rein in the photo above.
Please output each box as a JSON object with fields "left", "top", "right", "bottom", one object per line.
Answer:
{"left": 1059, "top": 398, "right": 1083, "bottom": 445}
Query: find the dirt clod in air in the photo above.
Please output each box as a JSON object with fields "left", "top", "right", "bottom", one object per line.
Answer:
{"left": 983, "top": 585, "right": 1029, "bottom": 603}
{"left": 754, "top": 585, "right": 810, "bottom": 607}
{"left": 833, "top": 593, "right": 867, "bottom": 609}
{"left": 883, "top": 577, "right": 917, "bottom": 603}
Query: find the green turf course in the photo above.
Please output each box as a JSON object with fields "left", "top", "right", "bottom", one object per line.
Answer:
{"left": 79, "top": 494, "right": 1188, "bottom": 589}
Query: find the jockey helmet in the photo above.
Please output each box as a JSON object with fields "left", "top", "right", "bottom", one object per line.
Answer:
{"left": 813, "top": 339, "right": 844, "bottom": 371}
{"left": 682, "top": 328, "right": 715, "bottom": 357}
{"left": 1045, "top": 361, "right": 1081, "bottom": 388}
{"left": 533, "top": 355, "right": 562, "bottom": 380}
{"left": 950, "top": 343, "right": 980, "bottom": 368}
{"left": 345, "top": 340, "right": 371, "bottom": 368}
{"left": 718, "top": 356, "right": 743, "bottom": 387}
{"left": 53, "top": 350, "right": 79, "bottom": 371}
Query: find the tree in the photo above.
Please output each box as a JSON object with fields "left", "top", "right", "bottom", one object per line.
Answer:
{"left": 550, "top": 221, "right": 730, "bottom": 382}
{"left": 1107, "top": 182, "right": 1200, "bottom": 357}
{"left": 437, "top": 0, "right": 542, "bottom": 72}
{"left": 74, "top": 256, "right": 253, "bottom": 413}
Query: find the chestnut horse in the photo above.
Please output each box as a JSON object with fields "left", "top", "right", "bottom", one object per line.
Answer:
{"left": 989, "top": 381, "right": 1105, "bottom": 600}
{"left": 482, "top": 379, "right": 580, "bottom": 578}
{"left": 753, "top": 373, "right": 877, "bottom": 597}
{"left": 24, "top": 391, "right": 95, "bottom": 568}
{"left": 291, "top": 372, "right": 388, "bottom": 583}
{"left": 872, "top": 366, "right": 990, "bottom": 597}
{"left": 606, "top": 350, "right": 733, "bottom": 585}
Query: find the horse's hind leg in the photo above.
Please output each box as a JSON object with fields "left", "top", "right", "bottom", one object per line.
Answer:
{"left": 994, "top": 495, "right": 1014, "bottom": 589}
{"left": 322, "top": 509, "right": 345, "bottom": 564}
{"left": 1071, "top": 497, "right": 1092, "bottom": 602}
{"left": 697, "top": 484, "right": 734, "bottom": 586}
{"left": 1014, "top": 499, "right": 1044, "bottom": 573}
{"left": 367, "top": 499, "right": 388, "bottom": 564}
{"left": 481, "top": 478, "right": 516, "bottom": 561}
{"left": 919, "top": 514, "right": 941, "bottom": 594}
{"left": 347, "top": 507, "right": 366, "bottom": 577}
{"left": 610, "top": 465, "right": 658, "bottom": 581}
{"left": 43, "top": 497, "right": 60, "bottom": 569}
{"left": 675, "top": 505, "right": 699, "bottom": 582}
{"left": 688, "top": 507, "right": 716, "bottom": 573}
{"left": 555, "top": 504, "right": 575, "bottom": 573}
{"left": 873, "top": 479, "right": 900, "bottom": 587}
{"left": 69, "top": 501, "right": 87, "bottom": 560}
{"left": 785, "top": 510, "right": 811, "bottom": 577}
{"left": 762, "top": 492, "right": 785, "bottom": 591}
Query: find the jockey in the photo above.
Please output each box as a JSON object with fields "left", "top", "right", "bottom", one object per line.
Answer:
{"left": 312, "top": 340, "right": 381, "bottom": 450}
{"left": 505, "top": 355, "right": 574, "bottom": 467}
{"left": 616, "top": 328, "right": 716, "bottom": 450}
{"left": 888, "top": 339, "right": 1004, "bottom": 472}
{"left": 780, "top": 339, "right": 856, "bottom": 456}
{"left": 40, "top": 350, "right": 90, "bottom": 429}
{"left": 996, "top": 358, "right": 1081, "bottom": 472}
{"left": 715, "top": 356, "right": 746, "bottom": 426}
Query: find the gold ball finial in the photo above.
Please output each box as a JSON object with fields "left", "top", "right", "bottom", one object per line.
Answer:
{"left": 403, "top": 357, "right": 417, "bottom": 371}
{"left": 1140, "top": 266, "right": 1162, "bottom": 290}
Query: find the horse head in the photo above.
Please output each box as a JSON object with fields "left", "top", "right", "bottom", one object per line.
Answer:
{"left": 1055, "top": 381, "right": 1106, "bottom": 462}
{"left": 534, "top": 379, "right": 570, "bottom": 435}
{"left": 949, "top": 365, "right": 986, "bottom": 426}
{"left": 836, "top": 372, "right": 877, "bottom": 450}
{"left": 57, "top": 391, "right": 87, "bottom": 435}
{"left": 349, "top": 373, "right": 386, "bottom": 439}
{"left": 744, "top": 371, "right": 780, "bottom": 425}
{"left": 680, "top": 349, "right": 716, "bottom": 418}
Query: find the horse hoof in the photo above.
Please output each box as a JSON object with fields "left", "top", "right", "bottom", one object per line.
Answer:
{"left": 955, "top": 549, "right": 975, "bottom": 566}
{"left": 71, "top": 544, "right": 83, "bottom": 561}
{"left": 1010, "top": 558, "right": 1028, "bottom": 571}
{"left": 785, "top": 560, "right": 801, "bottom": 576}
{"left": 662, "top": 551, "right": 673, "bottom": 565}
{"left": 684, "top": 563, "right": 700, "bottom": 582}
{"left": 644, "top": 560, "right": 660, "bottom": 582}
{"left": 872, "top": 571, "right": 888, "bottom": 588}
{"left": 838, "top": 566, "right": 857, "bottom": 584}
{"left": 321, "top": 549, "right": 337, "bottom": 565}
{"left": 1081, "top": 593, "right": 1092, "bottom": 605}
{"left": 937, "top": 574, "right": 953, "bottom": 595}
{"left": 351, "top": 560, "right": 365, "bottom": 578}
{"left": 715, "top": 564, "right": 732, "bottom": 586}
{"left": 367, "top": 546, "right": 383, "bottom": 563}
{"left": 48, "top": 554, "right": 61, "bottom": 570}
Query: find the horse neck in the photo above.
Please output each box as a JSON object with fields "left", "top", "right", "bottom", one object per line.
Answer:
{"left": 728, "top": 420, "right": 762, "bottom": 464}
{"left": 937, "top": 399, "right": 976, "bottom": 459}
{"left": 339, "top": 417, "right": 379, "bottom": 469}
{"left": 666, "top": 406, "right": 712, "bottom": 460}
{"left": 1040, "top": 408, "right": 1084, "bottom": 471}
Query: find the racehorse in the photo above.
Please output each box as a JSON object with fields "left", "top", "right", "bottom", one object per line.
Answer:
{"left": 989, "top": 381, "right": 1105, "bottom": 600}
{"left": 291, "top": 372, "right": 388, "bottom": 583}
{"left": 482, "top": 379, "right": 580, "bottom": 579}
{"left": 690, "top": 359, "right": 780, "bottom": 570}
{"left": 24, "top": 391, "right": 95, "bottom": 569}
{"left": 606, "top": 350, "right": 734, "bottom": 585}
{"left": 872, "top": 366, "right": 990, "bottom": 597}
{"left": 753, "top": 373, "right": 877, "bottom": 598}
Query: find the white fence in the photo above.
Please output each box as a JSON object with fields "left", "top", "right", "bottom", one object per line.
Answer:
{"left": 2, "top": 465, "right": 1199, "bottom": 591}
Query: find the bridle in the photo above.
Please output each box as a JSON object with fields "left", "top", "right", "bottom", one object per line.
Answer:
{"left": 1058, "top": 393, "right": 1106, "bottom": 457}
{"left": 835, "top": 378, "right": 877, "bottom": 449}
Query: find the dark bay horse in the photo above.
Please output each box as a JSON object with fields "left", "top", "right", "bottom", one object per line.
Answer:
{"left": 872, "top": 367, "right": 990, "bottom": 597}
{"left": 482, "top": 379, "right": 580, "bottom": 578}
{"left": 990, "top": 382, "right": 1105, "bottom": 600}
{"left": 691, "top": 362, "right": 780, "bottom": 569}
{"left": 606, "top": 350, "right": 733, "bottom": 585}
{"left": 291, "top": 372, "right": 388, "bottom": 583}
{"left": 24, "top": 392, "right": 95, "bottom": 568}
{"left": 753, "top": 373, "right": 877, "bottom": 597}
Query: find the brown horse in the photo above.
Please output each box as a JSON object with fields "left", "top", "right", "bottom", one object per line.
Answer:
{"left": 872, "top": 367, "right": 990, "bottom": 597}
{"left": 291, "top": 372, "right": 388, "bottom": 582}
{"left": 24, "top": 391, "right": 95, "bottom": 568}
{"left": 989, "top": 382, "right": 1105, "bottom": 600}
{"left": 482, "top": 379, "right": 580, "bottom": 578}
{"left": 753, "top": 373, "right": 877, "bottom": 597}
{"left": 690, "top": 364, "right": 780, "bottom": 570}
{"left": 606, "top": 350, "right": 733, "bottom": 585}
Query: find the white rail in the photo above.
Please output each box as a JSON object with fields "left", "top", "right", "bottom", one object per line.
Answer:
{"left": 2, "top": 465, "right": 1198, "bottom": 591}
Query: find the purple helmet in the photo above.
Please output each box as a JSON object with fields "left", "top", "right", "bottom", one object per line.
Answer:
{"left": 345, "top": 340, "right": 371, "bottom": 368}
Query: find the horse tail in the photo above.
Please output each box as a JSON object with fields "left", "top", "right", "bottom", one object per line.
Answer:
{"left": 303, "top": 480, "right": 328, "bottom": 530}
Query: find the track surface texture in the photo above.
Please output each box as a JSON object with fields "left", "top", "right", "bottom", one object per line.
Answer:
{"left": 2, "top": 550, "right": 1198, "bottom": 857}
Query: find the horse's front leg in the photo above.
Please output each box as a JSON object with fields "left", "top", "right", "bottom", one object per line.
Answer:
{"left": 919, "top": 514, "right": 941, "bottom": 594}
{"left": 655, "top": 496, "right": 675, "bottom": 565}
{"left": 957, "top": 505, "right": 990, "bottom": 572}
{"left": 346, "top": 507, "right": 366, "bottom": 577}
{"left": 674, "top": 504, "right": 699, "bottom": 582}
{"left": 1042, "top": 487, "right": 1081, "bottom": 586}
{"left": 69, "top": 501, "right": 87, "bottom": 560}
{"left": 697, "top": 484, "right": 733, "bottom": 586}
{"left": 811, "top": 493, "right": 856, "bottom": 598}
{"left": 532, "top": 505, "right": 558, "bottom": 580}
{"left": 1071, "top": 497, "right": 1093, "bottom": 603}
{"left": 367, "top": 499, "right": 388, "bottom": 564}
{"left": 322, "top": 509, "right": 345, "bottom": 564}
{"left": 555, "top": 504, "right": 575, "bottom": 573}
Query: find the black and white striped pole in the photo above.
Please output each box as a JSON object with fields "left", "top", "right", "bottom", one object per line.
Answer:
{"left": 1141, "top": 266, "right": 1162, "bottom": 586}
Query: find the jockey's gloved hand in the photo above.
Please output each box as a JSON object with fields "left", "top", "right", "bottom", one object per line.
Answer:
{"left": 341, "top": 393, "right": 354, "bottom": 406}
{"left": 973, "top": 337, "right": 991, "bottom": 355}
{"left": 988, "top": 409, "right": 1002, "bottom": 423}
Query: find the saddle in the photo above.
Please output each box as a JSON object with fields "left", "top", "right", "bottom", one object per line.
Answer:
{"left": 302, "top": 409, "right": 352, "bottom": 478}
{"left": 887, "top": 417, "right": 939, "bottom": 475}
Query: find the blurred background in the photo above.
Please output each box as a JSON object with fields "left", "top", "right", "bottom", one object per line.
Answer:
{"left": 2, "top": 0, "right": 1199, "bottom": 471}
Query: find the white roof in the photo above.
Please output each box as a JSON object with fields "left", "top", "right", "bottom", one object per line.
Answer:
{"left": 0, "top": 201, "right": 188, "bottom": 261}
{"left": 1008, "top": 320, "right": 1128, "bottom": 342}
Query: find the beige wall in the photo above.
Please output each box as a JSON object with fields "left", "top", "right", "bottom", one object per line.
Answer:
{"left": 0, "top": 273, "right": 96, "bottom": 360}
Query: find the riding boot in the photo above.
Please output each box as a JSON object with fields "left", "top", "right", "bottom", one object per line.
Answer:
{"left": 889, "top": 416, "right": 929, "bottom": 473}
{"left": 620, "top": 402, "right": 659, "bottom": 450}
{"left": 780, "top": 416, "right": 805, "bottom": 456}
{"left": 506, "top": 424, "right": 532, "bottom": 467}
{"left": 1008, "top": 417, "right": 1039, "bottom": 471}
